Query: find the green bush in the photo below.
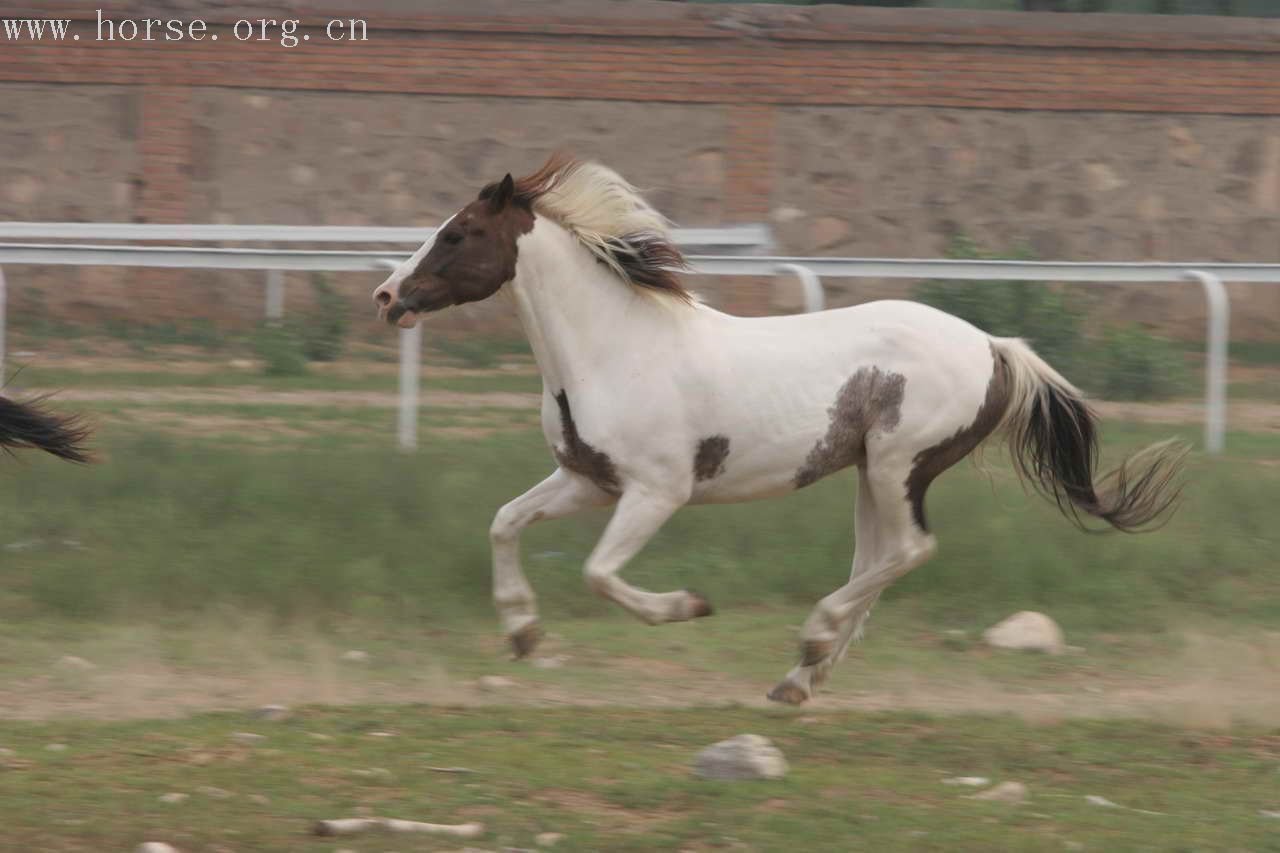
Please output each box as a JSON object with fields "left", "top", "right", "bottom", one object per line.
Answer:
{"left": 915, "top": 235, "right": 1194, "bottom": 401}
{"left": 915, "top": 235, "right": 1088, "bottom": 378}
{"left": 1088, "top": 325, "right": 1191, "bottom": 401}
{"left": 298, "top": 274, "right": 349, "bottom": 363}
{"left": 251, "top": 323, "right": 308, "bottom": 377}
{"left": 432, "top": 335, "right": 532, "bottom": 369}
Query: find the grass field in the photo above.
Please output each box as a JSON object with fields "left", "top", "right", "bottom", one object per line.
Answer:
{"left": 1, "top": 338, "right": 1277, "bottom": 851}
{"left": 3, "top": 706, "right": 1279, "bottom": 852}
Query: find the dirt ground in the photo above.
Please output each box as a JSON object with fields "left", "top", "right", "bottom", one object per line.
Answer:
{"left": 4, "top": 623, "right": 1278, "bottom": 729}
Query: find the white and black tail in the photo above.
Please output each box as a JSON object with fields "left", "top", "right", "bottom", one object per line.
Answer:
{"left": 991, "top": 337, "right": 1186, "bottom": 533}
{"left": 0, "top": 395, "right": 91, "bottom": 463}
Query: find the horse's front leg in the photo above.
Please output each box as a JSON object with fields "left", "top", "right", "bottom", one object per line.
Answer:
{"left": 583, "top": 487, "right": 713, "bottom": 625}
{"left": 491, "top": 468, "right": 614, "bottom": 658}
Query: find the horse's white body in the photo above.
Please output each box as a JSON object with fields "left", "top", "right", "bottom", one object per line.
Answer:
{"left": 374, "top": 159, "right": 1182, "bottom": 704}
{"left": 520, "top": 222, "right": 995, "bottom": 507}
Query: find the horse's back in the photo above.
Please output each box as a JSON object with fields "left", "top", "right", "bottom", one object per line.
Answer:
{"left": 684, "top": 300, "right": 1001, "bottom": 503}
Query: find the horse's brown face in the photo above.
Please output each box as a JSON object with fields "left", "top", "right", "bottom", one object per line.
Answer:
{"left": 373, "top": 174, "right": 534, "bottom": 327}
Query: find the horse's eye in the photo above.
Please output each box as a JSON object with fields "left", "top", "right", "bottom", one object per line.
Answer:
{"left": 442, "top": 231, "right": 463, "bottom": 245}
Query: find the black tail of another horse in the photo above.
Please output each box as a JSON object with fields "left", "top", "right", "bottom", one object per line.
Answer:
{"left": 0, "top": 395, "right": 91, "bottom": 463}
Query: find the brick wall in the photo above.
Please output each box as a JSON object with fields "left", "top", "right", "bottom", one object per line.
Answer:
{"left": 2, "top": 1, "right": 1278, "bottom": 333}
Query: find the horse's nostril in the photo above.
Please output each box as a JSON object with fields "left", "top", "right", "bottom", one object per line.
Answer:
{"left": 374, "top": 290, "right": 392, "bottom": 307}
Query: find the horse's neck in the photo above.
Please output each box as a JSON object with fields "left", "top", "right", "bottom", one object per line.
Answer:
{"left": 509, "top": 221, "right": 679, "bottom": 391}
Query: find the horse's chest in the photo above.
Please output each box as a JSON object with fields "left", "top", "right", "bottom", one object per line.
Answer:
{"left": 544, "top": 390, "right": 622, "bottom": 496}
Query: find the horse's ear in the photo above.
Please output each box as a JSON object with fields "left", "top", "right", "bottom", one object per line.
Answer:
{"left": 488, "top": 173, "right": 515, "bottom": 212}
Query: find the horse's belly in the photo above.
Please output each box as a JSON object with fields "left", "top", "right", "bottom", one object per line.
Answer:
{"left": 687, "top": 431, "right": 825, "bottom": 505}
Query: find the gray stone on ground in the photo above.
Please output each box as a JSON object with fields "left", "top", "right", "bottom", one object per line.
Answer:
{"left": 971, "top": 781, "right": 1028, "bottom": 803}
{"left": 231, "top": 732, "right": 266, "bottom": 745}
{"left": 252, "top": 704, "right": 289, "bottom": 721}
{"left": 693, "top": 734, "right": 788, "bottom": 781}
{"left": 340, "top": 649, "right": 369, "bottom": 663}
{"left": 982, "top": 611, "right": 1065, "bottom": 655}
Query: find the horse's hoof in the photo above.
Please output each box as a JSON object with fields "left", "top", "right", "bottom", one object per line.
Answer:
{"left": 800, "top": 639, "right": 832, "bottom": 667}
{"left": 687, "top": 591, "right": 714, "bottom": 619}
{"left": 508, "top": 623, "right": 543, "bottom": 660}
{"left": 766, "top": 681, "right": 809, "bottom": 706}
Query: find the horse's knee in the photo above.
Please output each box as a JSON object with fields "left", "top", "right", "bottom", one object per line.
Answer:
{"left": 583, "top": 564, "right": 612, "bottom": 598}
{"left": 882, "top": 533, "right": 937, "bottom": 580}
{"left": 489, "top": 504, "right": 522, "bottom": 545}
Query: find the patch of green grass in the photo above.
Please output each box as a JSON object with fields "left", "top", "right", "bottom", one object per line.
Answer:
{"left": 9, "top": 365, "right": 542, "bottom": 395}
{"left": 0, "top": 413, "right": 1276, "bottom": 632}
{"left": 1230, "top": 339, "right": 1280, "bottom": 365}
{"left": 1229, "top": 380, "right": 1280, "bottom": 403}
{"left": 0, "top": 705, "right": 1276, "bottom": 852}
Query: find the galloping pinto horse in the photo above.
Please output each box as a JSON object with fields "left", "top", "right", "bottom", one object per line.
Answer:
{"left": 372, "top": 154, "right": 1185, "bottom": 704}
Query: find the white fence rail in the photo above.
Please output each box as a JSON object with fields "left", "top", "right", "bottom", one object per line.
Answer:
{"left": 1, "top": 227, "right": 1275, "bottom": 455}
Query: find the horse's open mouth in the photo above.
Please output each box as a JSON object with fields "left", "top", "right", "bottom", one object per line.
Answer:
{"left": 383, "top": 303, "right": 420, "bottom": 329}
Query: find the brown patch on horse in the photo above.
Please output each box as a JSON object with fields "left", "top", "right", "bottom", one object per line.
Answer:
{"left": 794, "top": 367, "right": 906, "bottom": 489}
{"left": 905, "top": 347, "right": 1010, "bottom": 532}
{"left": 552, "top": 391, "right": 620, "bottom": 496}
{"left": 693, "top": 435, "right": 730, "bottom": 482}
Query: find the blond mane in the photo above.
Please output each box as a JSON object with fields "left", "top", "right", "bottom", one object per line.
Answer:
{"left": 485, "top": 153, "right": 691, "bottom": 301}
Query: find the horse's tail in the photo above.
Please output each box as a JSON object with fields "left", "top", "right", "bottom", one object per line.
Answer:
{"left": 989, "top": 337, "right": 1186, "bottom": 533}
{"left": 0, "top": 394, "right": 92, "bottom": 463}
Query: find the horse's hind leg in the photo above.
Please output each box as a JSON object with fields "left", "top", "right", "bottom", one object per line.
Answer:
{"left": 491, "top": 468, "right": 614, "bottom": 658}
{"left": 769, "top": 452, "right": 937, "bottom": 705}
{"left": 768, "top": 469, "right": 880, "bottom": 703}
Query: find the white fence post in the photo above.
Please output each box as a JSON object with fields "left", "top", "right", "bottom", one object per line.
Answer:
{"left": 373, "top": 258, "right": 421, "bottom": 453}
{"left": 0, "top": 266, "right": 6, "bottom": 382}
{"left": 265, "top": 269, "right": 285, "bottom": 321}
{"left": 397, "top": 324, "right": 421, "bottom": 452}
{"left": 1186, "top": 270, "right": 1229, "bottom": 455}
{"left": 774, "top": 263, "right": 824, "bottom": 313}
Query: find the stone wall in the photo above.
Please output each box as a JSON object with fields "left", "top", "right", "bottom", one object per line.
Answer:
{"left": 2, "top": 1, "right": 1278, "bottom": 338}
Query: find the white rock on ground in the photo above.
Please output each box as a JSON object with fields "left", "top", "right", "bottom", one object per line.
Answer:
{"left": 693, "top": 734, "right": 788, "bottom": 781}
{"left": 196, "top": 786, "right": 233, "bottom": 799}
{"left": 982, "top": 611, "right": 1065, "bottom": 655}
{"left": 477, "top": 675, "right": 517, "bottom": 691}
{"left": 340, "top": 649, "right": 369, "bottom": 663}
{"left": 136, "top": 844, "right": 179, "bottom": 853}
{"left": 231, "top": 732, "right": 266, "bottom": 745}
{"left": 56, "top": 655, "right": 96, "bottom": 671}
{"left": 971, "top": 781, "right": 1028, "bottom": 803}
{"left": 536, "top": 832, "right": 566, "bottom": 846}
{"left": 942, "top": 776, "right": 991, "bottom": 787}
{"left": 158, "top": 793, "right": 188, "bottom": 804}
{"left": 1084, "top": 795, "right": 1119, "bottom": 808}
